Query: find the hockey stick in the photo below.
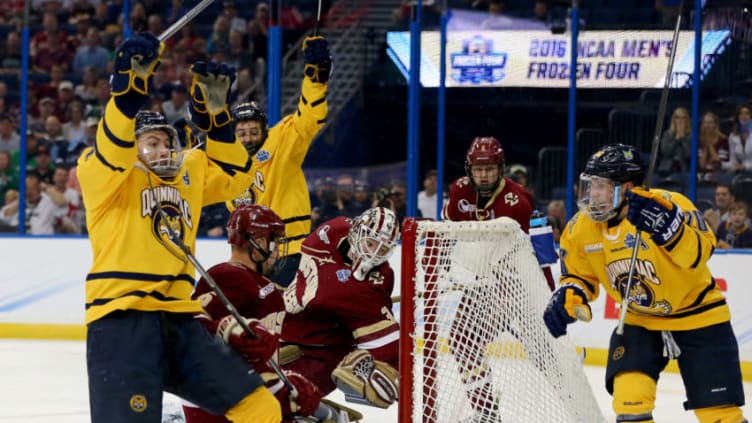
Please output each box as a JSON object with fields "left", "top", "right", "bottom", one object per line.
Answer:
{"left": 612, "top": 1, "right": 684, "bottom": 335}
{"left": 313, "top": 0, "right": 323, "bottom": 36}
{"left": 158, "top": 0, "right": 216, "bottom": 42}
{"left": 144, "top": 174, "right": 345, "bottom": 422}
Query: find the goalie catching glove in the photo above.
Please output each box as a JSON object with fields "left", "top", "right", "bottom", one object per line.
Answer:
{"left": 110, "top": 33, "right": 163, "bottom": 117}
{"left": 189, "top": 61, "right": 236, "bottom": 141}
{"left": 302, "top": 36, "right": 332, "bottom": 83}
{"left": 543, "top": 285, "right": 591, "bottom": 338}
{"left": 216, "top": 315, "right": 278, "bottom": 363}
{"left": 625, "top": 187, "right": 684, "bottom": 246}
{"left": 331, "top": 349, "right": 399, "bottom": 408}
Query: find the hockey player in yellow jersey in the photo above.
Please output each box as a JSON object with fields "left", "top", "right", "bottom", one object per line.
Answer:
{"left": 229, "top": 36, "right": 331, "bottom": 287}
{"left": 78, "top": 33, "right": 280, "bottom": 423}
{"left": 543, "top": 143, "right": 746, "bottom": 423}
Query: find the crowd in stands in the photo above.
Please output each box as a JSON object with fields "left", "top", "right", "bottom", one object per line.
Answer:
{"left": 0, "top": 0, "right": 750, "bottom": 249}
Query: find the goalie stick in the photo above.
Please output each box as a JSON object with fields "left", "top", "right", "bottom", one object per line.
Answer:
{"left": 573, "top": 1, "right": 686, "bottom": 332}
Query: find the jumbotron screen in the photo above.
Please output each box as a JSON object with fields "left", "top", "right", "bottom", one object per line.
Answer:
{"left": 386, "top": 30, "right": 731, "bottom": 89}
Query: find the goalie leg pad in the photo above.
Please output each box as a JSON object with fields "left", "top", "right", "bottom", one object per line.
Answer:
{"left": 330, "top": 350, "right": 399, "bottom": 408}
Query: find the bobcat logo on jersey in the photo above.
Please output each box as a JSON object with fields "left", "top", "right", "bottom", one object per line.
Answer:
{"left": 607, "top": 258, "right": 672, "bottom": 316}
{"left": 141, "top": 186, "right": 193, "bottom": 260}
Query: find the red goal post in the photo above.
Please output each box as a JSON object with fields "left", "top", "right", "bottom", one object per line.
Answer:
{"left": 399, "top": 217, "right": 604, "bottom": 423}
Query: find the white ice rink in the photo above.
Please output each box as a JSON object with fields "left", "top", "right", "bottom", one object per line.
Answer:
{"left": 0, "top": 339, "right": 749, "bottom": 422}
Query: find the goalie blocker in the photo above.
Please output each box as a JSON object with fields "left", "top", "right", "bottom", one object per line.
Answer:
{"left": 331, "top": 350, "right": 399, "bottom": 409}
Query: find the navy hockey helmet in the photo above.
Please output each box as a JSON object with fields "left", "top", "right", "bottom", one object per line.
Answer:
{"left": 232, "top": 102, "right": 268, "bottom": 156}
{"left": 578, "top": 144, "right": 645, "bottom": 222}
{"left": 135, "top": 110, "right": 182, "bottom": 178}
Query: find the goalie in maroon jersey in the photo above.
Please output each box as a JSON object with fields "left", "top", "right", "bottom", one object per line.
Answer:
{"left": 281, "top": 207, "right": 401, "bottom": 410}
{"left": 442, "top": 136, "right": 557, "bottom": 422}
{"left": 182, "top": 204, "right": 323, "bottom": 423}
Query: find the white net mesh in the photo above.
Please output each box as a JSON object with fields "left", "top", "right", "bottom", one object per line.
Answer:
{"left": 402, "top": 218, "right": 604, "bottom": 423}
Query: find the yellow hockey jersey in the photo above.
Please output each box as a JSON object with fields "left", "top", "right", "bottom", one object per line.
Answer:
{"left": 78, "top": 100, "right": 253, "bottom": 324}
{"left": 230, "top": 78, "right": 327, "bottom": 255}
{"left": 559, "top": 189, "right": 730, "bottom": 331}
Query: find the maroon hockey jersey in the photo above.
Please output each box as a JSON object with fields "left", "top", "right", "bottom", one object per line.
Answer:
{"left": 442, "top": 176, "right": 535, "bottom": 232}
{"left": 193, "top": 262, "right": 285, "bottom": 334}
{"left": 281, "top": 216, "right": 399, "bottom": 367}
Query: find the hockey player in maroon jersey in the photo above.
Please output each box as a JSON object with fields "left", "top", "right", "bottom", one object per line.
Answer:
{"left": 281, "top": 207, "right": 401, "bottom": 409}
{"left": 442, "top": 136, "right": 557, "bottom": 422}
{"left": 182, "top": 204, "right": 323, "bottom": 423}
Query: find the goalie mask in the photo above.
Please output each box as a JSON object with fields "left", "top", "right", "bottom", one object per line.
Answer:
{"left": 227, "top": 204, "right": 287, "bottom": 273}
{"left": 347, "top": 207, "right": 400, "bottom": 281}
{"left": 135, "top": 110, "right": 183, "bottom": 179}
{"left": 464, "top": 136, "right": 504, "bottom": 195}
{"left": 578, "top": 143, "right": 644, "bottom": 222}
{"left": 232, "top": 102, "right": 268, "bottom": 156}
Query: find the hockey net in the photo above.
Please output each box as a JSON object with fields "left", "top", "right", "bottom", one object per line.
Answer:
{"left": 399, "top": 217, "right": 604, "bottom": 423}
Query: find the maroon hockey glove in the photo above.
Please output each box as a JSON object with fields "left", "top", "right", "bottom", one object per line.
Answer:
{"left": 216, "top": 315, "right": 279, "bottom": 363}
{"left": 275, "top": 370, "right": 323, "bottom": 418}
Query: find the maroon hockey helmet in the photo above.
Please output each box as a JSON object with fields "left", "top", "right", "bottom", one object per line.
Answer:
{"left": 465, "top": 136, "right": 504, "bottom": 167}
{"left": 464, "top": 136, "right": 505, "bottom": 195}
{"left": 227, "top": 204, "right": 286, "bottom": 250}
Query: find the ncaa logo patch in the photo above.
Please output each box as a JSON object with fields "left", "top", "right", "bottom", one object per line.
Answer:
{"left": 255, "top": 150, "right": 271, "bottom": 162}
{"left": 336, "top": 269, "right": 352, "bottom": 282}
{"left": 130, "top": 394, "right": 147, "bottom": 412}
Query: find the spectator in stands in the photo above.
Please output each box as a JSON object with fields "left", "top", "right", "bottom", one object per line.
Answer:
{"left": 699, "top": 111, "right": 730, "bottom": 180}
{"left": 125, "top": 1, "right": 148, "bottom": 32}
{"left": 42, "top": 115, "right": 69, "bottom": 161}
{"left": 57, "top": 80, "right": 77, "bottom": 112}
{"left": 533, "top": 0, "right": 549, "bottom": 22}
{"left": 378, "top": 180, "right": 419, "bottom": 226}
{"left": 31, "top": 97, "right": 57, "bottom": 135}
{"left": 74, "top": 66, "right": 100, "bottom": 103}
{"left": 33, "top": 64, "right": 66, "bottom": 107}
{"left": 657, "top": 106, "right": 691, "bottom": 180}
{"left": 418, "top": 169, "right": 439, "bottom": 219}
{"left": 166, "top": 0, "right": 190, "bottom": 25}
{"left": 147, "top": 14, "right": 165, "bottom": 39}
{"left": 655, "top": 0, "right": 682, "bottom": 26}
{"left": 208, "top": 14, "right": 231, "bottom": 56}
{"left": 334, "top": 173, "right": 359, "bottom": 217}
{"left": 32, "top": 31, "right": 73, "bottom": 75}
{"left": 43, "top": 166, "right": 82, "bottom": 234}
{"left": 0, "top": 172, "right": 63, "bottom": 234}
{"left": 0, "top": 1, "right": 23, "bottom": 25}
{"left": 311, "top": 176, "right": 339, "bottom": 227}
{"left": 31, "top": 12, "right": 71, "bottom": 57}
{"left": 0, "top": 150, "right": 19, "bottom": 205}
{"left": 727, "top": 104, "right": 752, "bottom": 174}
{"left": 30, "top": 143, "right": 55, "bottom": 184}
{"left": 481, "top": 0, "right": 512, "bottom": 29}
{"left": 716, "top": 201, "right": 752, "bottom": 248}
{"left": 84, "top": 77, "right": 111, "bottom": 119}
{"left": 0, "top": 30, "right": 21, "bottom": 71}
{"left": 545, "top": 199, "right": 566, "bottom": 242}
{"left": 351, "top": 179, "right": 372, "bottom": 216}
{"left": 226, "top": 29, "right": 254, "bottom": 71}
{"left": 222, "top": 1, "right": 247, "bottom": 34}
{"left": 73, "top": 27, "right": 111, "bottom": 74}
{"left": 704, "top": 183, "right": 735, "bottom": 234}
{"left": 0, "top": 113, "right": 19, "bottom": 153}
{"left": 232, "top": 68, "right": 263, "bottom": 105}
{"left": 161, "top": 83, "right": 189, "bottom": 124}
{"left": 247, "top": 2, "right": 270, "bottom": 63}
{"left": 507, "top": 163, "right": 533, "bottom": 194}
{"left": 69, "top": 12, "right": 93, "bottom": 52}
{"left": 62, "top": 101, "right": 88, "bottom": 152}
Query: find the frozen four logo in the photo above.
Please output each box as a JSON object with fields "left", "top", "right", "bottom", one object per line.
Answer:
{"left": 451, "top": 35, "right": 507, "bottom": 84}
